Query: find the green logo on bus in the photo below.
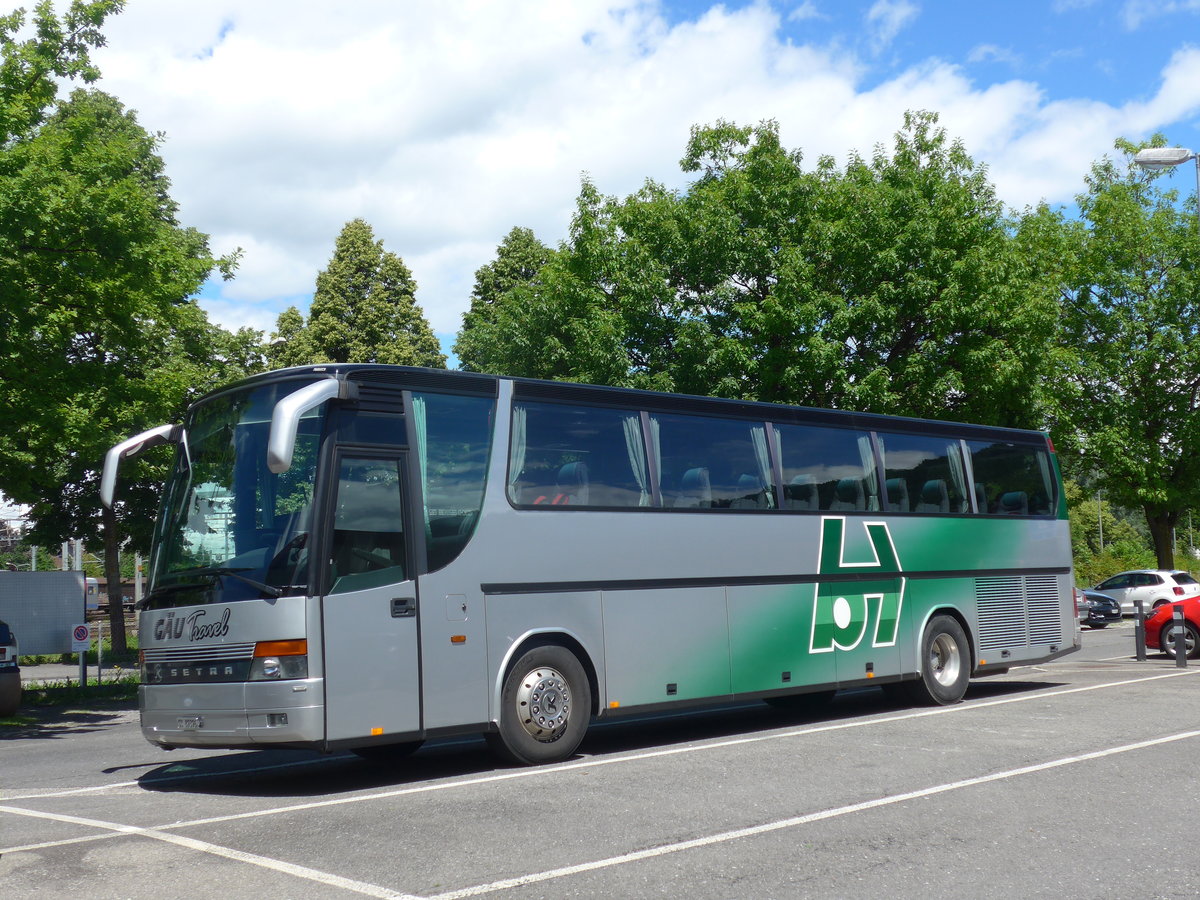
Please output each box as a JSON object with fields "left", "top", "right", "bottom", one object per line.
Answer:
{"left": 810, "top": 517, "right": 905, "bottom": 653}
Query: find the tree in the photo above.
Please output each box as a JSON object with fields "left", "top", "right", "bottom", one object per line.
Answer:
{"left": 455, "top": 226, "right": 555, "bottom": 372}
{"left": 1, "top": 0, "right": 121, "bottom": 145}
{"left": 1, "top": 2, "right": 242, "bottom": 651}
{"left": 459, "top": 113, "right": 1057, "bottom": 427}
{"left": 268, "top": 218, "right": 446, "bottom": 368}
{"left": 1046, "top": 136, "right": 1200, "bottom": 569}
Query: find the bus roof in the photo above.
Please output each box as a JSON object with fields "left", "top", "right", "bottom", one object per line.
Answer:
{"left": 204, "top": 364, "right": 1051, "bottom": 446}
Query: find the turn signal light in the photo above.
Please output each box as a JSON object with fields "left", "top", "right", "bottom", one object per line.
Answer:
{"left": 254, "top": 639, "right": 307, "bottom": 657}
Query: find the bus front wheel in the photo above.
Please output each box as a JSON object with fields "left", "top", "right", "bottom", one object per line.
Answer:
{"left": 488, "top": 645, "right": 591, "bottom": 765}
{"left": 909, "top": 614, "right": 971, "bottom": 705}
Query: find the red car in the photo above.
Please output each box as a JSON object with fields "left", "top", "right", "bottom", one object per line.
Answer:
{"left": 1145, "top": 597, "right": 1200, "bottom": 660}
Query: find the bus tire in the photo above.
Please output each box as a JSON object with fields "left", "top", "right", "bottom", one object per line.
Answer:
{"left": 908, "top": 614, "right": 971, "bottom": 705}
{"left": 488, "top": 645, "right": 591, "bottom": 766}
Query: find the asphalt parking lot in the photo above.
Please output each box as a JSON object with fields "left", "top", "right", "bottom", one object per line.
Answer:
{"left": 3, "top": 623, "right": 1198, "bottom": 900}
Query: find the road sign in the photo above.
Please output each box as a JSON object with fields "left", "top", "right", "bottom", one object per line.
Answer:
{"left": 71, "top": 624, "right": 91, "bottom": 652}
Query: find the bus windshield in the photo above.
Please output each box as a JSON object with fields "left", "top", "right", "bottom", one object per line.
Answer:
{"left": 148, "top": 379, "right": 326, "bottom": 606}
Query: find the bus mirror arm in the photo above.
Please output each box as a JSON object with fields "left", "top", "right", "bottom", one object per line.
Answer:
{"left": 101, "top": 424, "right": 182, "bottom": 508}
{"left": 267, "top": 378, "right": 358, "bottom": 475}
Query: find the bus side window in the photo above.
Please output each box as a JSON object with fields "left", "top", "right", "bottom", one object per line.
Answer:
{"left": 329, "top": 457, "right": 408, "bottom": 594}
{"left": 966, "top": 440, "right": 1055, "bottom": 516}
{"left": 649, "top": 414, "right": 775, "bottom": 510}
{"left": 415, "top": 393, "right": 494, "bottom": 571}
{"left": 878, "top": 433, "right": 968, "bottom": 515}
{"left": 509, "top": 402, "right": 651, "bottom": 508}
{"left": 772, "top": 423, "right": 875, "bottom": 512}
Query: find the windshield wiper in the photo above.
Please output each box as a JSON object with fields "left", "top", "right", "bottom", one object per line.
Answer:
{"left": 190, "top": 567, "right": 284, "bottom": 599}
{"left": 145, "top": 581, "right": 212, "bottom": 605}
{"left": 157, "top": 567, "right": 283, "bottom": 599}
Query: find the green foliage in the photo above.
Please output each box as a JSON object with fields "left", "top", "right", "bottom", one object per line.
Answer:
{"left": 1073, "top": 548, "right": 1158, "bottom": 590}
{"left": 455, "top": 226, "right": 555, "bottom": 372}
{"left": 0, "top": 0, "right": 122, "bottom": 145}
{"left": 3, "top": 673, "right": 138, "bottom": 714}
{"left": 0, "top": 540, "right": 61, "bottom": 571}
{"left": 0, "top": 89, "right": 244, "bottom": 544}
{"left": 0, "top": 7, "right": 249, "bottom": 653}
{"left": 1047, "top": 134, "right": 1200, "bottom": 567}
{"left": 269, "top": 218, "right": 446, "bottom": 368}
{"left": 1063, "top": 479, "right": 1156, "bottom": 583}
{"left": 459, "top": 112, "right": 1056, "bottom": 426}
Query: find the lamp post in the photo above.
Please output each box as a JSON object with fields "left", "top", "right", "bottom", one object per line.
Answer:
{"left": 1133, "top": 146, "right": 1200, "bottom": 223}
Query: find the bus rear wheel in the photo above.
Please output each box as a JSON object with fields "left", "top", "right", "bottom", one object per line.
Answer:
{"left": 908, "top": 614, "right": 971, "bottom": 705}
{"left": 488, "top": 645, "right": 591, "bottom": 766}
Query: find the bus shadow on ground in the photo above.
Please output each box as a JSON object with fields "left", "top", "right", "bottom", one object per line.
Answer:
{"left": 135, "top": 681, "right": 1056, "bottom": 798}
{"left": 0, "top": 705, "right": 135, "bottom": 741}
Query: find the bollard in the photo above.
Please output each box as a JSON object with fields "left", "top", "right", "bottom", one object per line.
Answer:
{"left": 1172, "top": 606, "right": 1188, "bottom": 669}
{"left": 1134, "top": 599, "right": 1147, "bottom": 661}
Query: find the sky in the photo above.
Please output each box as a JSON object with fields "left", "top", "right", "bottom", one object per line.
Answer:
{"left": 79, "top": 0, "right": 1200, "bottom": 357}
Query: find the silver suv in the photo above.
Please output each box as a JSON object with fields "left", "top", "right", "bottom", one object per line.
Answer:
{"left": 1092, "top": 570, "right": 1200, "bottom": 615}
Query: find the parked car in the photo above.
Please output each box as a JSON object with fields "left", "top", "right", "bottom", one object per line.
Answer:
{"left": 1081, "top": 590, "right": 1122, "bottom": 628}
{"left": 0, "top": 618, "right": 20, "bottom": 717}
{"left": 1144, "top": 597, "right": 1200, "bottom": 660}
{"left": 1091, "top": 570, "right": 1200, "bottom": 616}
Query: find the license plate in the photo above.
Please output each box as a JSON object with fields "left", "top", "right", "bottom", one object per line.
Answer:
{"left": 177, "top": 716, "right": 204, "bottom": 730}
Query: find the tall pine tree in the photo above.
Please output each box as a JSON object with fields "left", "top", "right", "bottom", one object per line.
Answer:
{"left": 455, "top": 226, "right": 554, "bottom": 373}
{"left": 269, "top": 219, "right": 446, "bottom": 368}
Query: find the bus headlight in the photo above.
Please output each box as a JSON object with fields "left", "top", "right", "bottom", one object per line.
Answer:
{"left": 250, "top": 639, "right": 308, "bottom": 681}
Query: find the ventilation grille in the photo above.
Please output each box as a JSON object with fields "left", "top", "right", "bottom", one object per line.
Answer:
{"left": 142, "top": 642, "right": 256, "bottom": 664}
{"left": 976, "top": 575, "right": 1064, "bottom": 651}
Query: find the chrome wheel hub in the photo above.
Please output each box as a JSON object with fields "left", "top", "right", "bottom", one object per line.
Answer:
{"left": 930, "top": 633, "right": 961, "bottom": 687}
{"left": 515, "top": 667, "right": 571, "bottom": 743}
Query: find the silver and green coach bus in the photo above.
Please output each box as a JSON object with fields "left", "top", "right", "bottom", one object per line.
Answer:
{"left": 101, "top": 365, "right": 1077, "bottom": 765}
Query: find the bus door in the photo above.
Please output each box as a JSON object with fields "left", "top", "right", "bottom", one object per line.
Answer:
{"left": 321, "top": 453, "right": 421, "bottom": 743}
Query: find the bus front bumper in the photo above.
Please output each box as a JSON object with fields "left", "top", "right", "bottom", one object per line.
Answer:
{"left": 140, "top": 678, "right": 324, "bottom": 748}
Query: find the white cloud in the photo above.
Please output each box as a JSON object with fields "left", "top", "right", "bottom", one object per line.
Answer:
{"left": 865, "top": 0, "right": 919, "bottom": 54}
{"left": 1121, "top": 0, "right": 1200, "bottom": 30}
{"left": 787, "top": 1, "right": 825, "bottom": 23}
{"left": 87, "top": 2, "right": 1200, "bottom": 339}
{"left": 967, "top": 44, "right": 1022, "bottom": 68}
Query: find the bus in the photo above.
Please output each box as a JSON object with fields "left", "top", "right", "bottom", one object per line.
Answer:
{"left": 101, "top": 365, "right": 1077, "bottom": 765}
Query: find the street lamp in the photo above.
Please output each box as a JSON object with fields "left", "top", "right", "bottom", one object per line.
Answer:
{"left": 1133, "top": 146, "right": 1200, "bottom": 223}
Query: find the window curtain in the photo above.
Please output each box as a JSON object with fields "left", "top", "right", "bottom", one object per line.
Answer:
{"left": 857, "top": 434, "right": 880, "bottom": 511}
{"left": 622, "top": 414, "right": 651, "bottom": 506}
{"left": 646, "top": 415, "right": 662, "bottom": 506}
{"left": 412, "top": 394, "right": 431, "bottom": 537}
{"left": 948, "top": 441, "right": 969, "bottom": 512}
{"left": 751, "top": 425, "right": 775, "bottom": 508}
{"left": 508, "top": 404, "right": 528, "bottom": 503}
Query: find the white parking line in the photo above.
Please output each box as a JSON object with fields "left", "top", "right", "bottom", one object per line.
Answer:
{"left": 0, "top": 805, "right": 420, "bottom": 900}
{"left": 427, "top": 729, "right": 1200, "bottom": 899}
{"left": 3, "top": 754, "right": 351, "bottom": 801}
{"left": 9, "top": 666, "right": 1196, "bottom": 808}
{"left": 2, "top": 667, "right": 1197, "bottom": 896}
{"left": 11, "top": 723, "right": 1194, "bottom": 900}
